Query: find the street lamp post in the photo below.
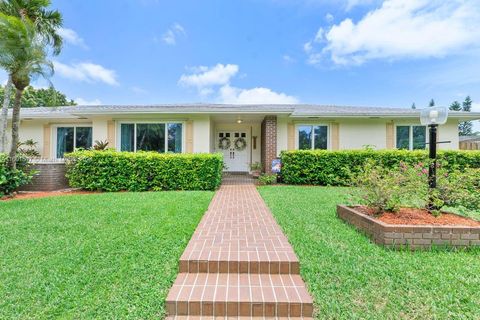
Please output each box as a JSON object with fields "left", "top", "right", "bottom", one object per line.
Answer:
{"left": 420, "top": 106, "right": 448, "bottom": 209}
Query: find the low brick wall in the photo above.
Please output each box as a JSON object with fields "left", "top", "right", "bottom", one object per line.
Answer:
{"left": 337, "top": 205, "right": 480, "bottom": 250}
{"left": 19, "top": 162, "right": 69, "bottom": 192}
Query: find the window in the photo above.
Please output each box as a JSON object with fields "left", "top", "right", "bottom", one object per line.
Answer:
{"left": 120, "top": 122, "right": 183, "bottom": 153}
{"left": 396, "top": 125, "right": 426, "bottom": 150}
{"left": 297, "top": 125, "right": 328, "bottom": 150}
{"left": 56, "top": 126, "right": 92, "bottom": 158}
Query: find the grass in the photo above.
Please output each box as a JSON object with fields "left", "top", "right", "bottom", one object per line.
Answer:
{"left": 0, "top": 191, "right": 214, "bottom": 319}
{"left": 259, "top": 186, "right": 480, "bottom": 320}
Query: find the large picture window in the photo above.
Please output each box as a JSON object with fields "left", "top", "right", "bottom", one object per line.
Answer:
{"left": 120, "top": 122, "right": 183, "bottom": 153}
{"left": 56, "top": 126, "right": 92, "bottom": 158}
{"left": 297, "top": 125, "right": 328, "bottom": 150}
{"left": 396, "top": 125, "right": 426, "bottom": 150}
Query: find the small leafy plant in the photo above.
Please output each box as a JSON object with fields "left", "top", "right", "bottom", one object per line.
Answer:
{"left": 258, "top": 173, "right": 277, "bottom": 185}
{"left": 0, "top": 153, "right": 33, "bottom": 197}
{"left": 17, "top": 139, "right": 40, "bottom": 158}
{"left": 92, "top": 140, "right": 109, "bottom": 151}
{"left": 351, "top": 161, "right": 413, "bottom": 214}
{"left": 351, "top": 160, "right": 480, "bottom": 216}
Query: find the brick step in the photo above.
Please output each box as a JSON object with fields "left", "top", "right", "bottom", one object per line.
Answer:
{"left": 166, "top": 273, "right": 313, "bottom": 317}
{"left": 179, "top": 251, "right": 299, "bottom": 274}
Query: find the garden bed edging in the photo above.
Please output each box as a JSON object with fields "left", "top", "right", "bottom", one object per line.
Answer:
{"left": 337, "top": 205, "right": 480, "bottom": 250}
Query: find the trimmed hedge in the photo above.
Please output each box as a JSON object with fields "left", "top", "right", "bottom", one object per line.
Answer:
{"left": 0, "top": 153, "right": 32, "bottom": 196}
{"left": 281, "top": 150, "right": 480, "bottom": 186}
{"left": 65, "top": 150, "right": 223, "bottom": 191}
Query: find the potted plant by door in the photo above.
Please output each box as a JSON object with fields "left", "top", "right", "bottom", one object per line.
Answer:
{"left": 250, "top": 162, "right": 262, "bottom": 178}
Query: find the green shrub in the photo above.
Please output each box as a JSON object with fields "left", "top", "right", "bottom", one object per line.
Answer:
{"left": 258, "top": 173, "right": 277, "bottom": 185}
{"left": 350, "top": 160, "right": 480, "bottom": 215}
{"left": 0, "top": 153, "right": 32, "bottom": 197}
{"left": 281, "top": 150, "right": 480, "bottom": 186}
{"left": 65, "top": 150, "right": 223, "bottom": 192}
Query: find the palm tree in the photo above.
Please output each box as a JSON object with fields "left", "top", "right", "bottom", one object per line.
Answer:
{"left": 0, "top": 0, "right": 62, "bottom": 153}
{"left": 0, "top": 13, "right": 53, "bottom": 169}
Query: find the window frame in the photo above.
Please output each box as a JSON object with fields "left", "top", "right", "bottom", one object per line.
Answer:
{"left": 116, "top": 120, "right": 186, "bottom": 153}
{"left": 394, "top": 124, "right": 427, "bottom": 151}
{"left": 52, "top": 124, "right": 93, "bottom": 159}
{"left": 295, "top": 124, "right": 330, "bottom": 150}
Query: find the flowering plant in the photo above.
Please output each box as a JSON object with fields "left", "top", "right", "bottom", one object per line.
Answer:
{"left": 351, "top": 160, "right": 480, "bottom": 216}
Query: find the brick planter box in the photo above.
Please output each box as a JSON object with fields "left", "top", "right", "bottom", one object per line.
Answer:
{"left": 19, "top": 162, "right": 69, "bottom": 192}
{"left": 337, "top": 205, "right": 480, "bottom": 250}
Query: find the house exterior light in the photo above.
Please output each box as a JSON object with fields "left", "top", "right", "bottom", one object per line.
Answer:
{"left": 420, "top": 106, "right": 449, "bottom": 211}
{"left": 420, "top": 106, "right": 448, "bottom": 125}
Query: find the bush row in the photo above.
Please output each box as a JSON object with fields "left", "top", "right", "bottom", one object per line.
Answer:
{"left": 0, "top": 153, "right": 32, "bottom": 196}
{"left": 280, "top": 150, "right": 480, "bottom": 186}
{"left": 65, "top": 150, "right": 223, "bottom": 191}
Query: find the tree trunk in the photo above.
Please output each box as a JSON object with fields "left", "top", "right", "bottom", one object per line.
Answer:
{"left": 8, "top": 88, "right": 23, "bottom": 170}
{"left": 0, "top": 76, "right": 13, "bottom": 153}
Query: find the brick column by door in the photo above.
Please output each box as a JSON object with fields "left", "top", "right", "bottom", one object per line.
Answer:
{"left": 261, "top": 115, "right": 277, "bottom": 173}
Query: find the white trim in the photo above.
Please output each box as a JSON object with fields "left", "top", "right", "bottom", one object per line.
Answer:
{"left": 294, "top": 124, "right": 330, "bottom": 150}
{"left": 51, "top": 124, "right": 93, "bottom": 159}
{"left": 215, "top": 129, "right": 251, "bottom": 172}
{"left": 394, "top": 124, "right": 427, "bottom": 150}
{"left": 116, "top": 120, "right": 186, "bottom": 153}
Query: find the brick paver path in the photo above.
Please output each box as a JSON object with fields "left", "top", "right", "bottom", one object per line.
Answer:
{"left": 166, "top": 176, "right": 313, "bottom": 318}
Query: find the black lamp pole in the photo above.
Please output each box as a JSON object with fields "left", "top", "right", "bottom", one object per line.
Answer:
{"left": 428, "top": 124, "right": 438, "bottom": 189}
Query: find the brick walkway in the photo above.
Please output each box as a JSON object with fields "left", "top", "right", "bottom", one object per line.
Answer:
{"left": 166, "top": 176, "right": 313, "bottom": 318}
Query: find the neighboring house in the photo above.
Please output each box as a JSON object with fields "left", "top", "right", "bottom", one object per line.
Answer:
{"left": 7, "top": 104, "right": 480, "bottom": 172}
{"left": 459, "top": 135, "right": 480, "bottom": 150}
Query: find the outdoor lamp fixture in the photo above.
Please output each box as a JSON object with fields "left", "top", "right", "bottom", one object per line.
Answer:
{"left": 420, "top": 106, "right": 448, "bottom": 195}
{"left": 236, "top": 119, "right": 243, "bottom": 124}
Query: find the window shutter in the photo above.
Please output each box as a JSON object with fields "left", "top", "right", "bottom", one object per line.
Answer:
{"left": 331, "top": 123, "right": 339, "bottom": 150}
{"left": 186, "top": 120, "right": 194, "bottom": 153}
{"left": 386, "top": 121, "right": 394, "bottom": 149}
{"left": 287, "top": 123, "right": 295, "bottom": 150}
{"left": 43, "top": 124, "right": 51, "bottom": 158}
{"left": 107, "top": 120, "right": 116, "bottom": 149}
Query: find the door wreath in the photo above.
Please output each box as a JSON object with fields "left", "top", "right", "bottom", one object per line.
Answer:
{"left": 234, "top": 137, "right": 247, "bottom": 151}
{"left": 218, "top": 137, "right": 231, "bottom": 150}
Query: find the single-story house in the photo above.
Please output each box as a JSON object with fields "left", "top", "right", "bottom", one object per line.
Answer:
{"left": 7, "top": 104, "right": 480, "bottom": 172}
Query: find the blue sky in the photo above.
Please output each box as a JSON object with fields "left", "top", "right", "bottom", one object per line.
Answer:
{"left": 2, "top": 0, "right": 480, "bottom": 129}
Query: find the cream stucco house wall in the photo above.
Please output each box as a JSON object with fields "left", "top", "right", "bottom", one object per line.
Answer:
{"left": 7, "top": 104, "right": 480, "bottom": 173}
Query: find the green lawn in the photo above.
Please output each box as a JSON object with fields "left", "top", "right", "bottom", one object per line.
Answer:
{"left": 0, "top": 192, "right": 214, "bottom": 319}
{"left": 259, "top": 186, "right": 480, "bottom": 320}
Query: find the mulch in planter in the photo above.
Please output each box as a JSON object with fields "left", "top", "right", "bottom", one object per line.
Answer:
{"left": 355, "top": 206, "right": 480, "bottom": 227}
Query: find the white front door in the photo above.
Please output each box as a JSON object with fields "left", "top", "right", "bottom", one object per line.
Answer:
{"left": 216, "top": 131, "right": 249, "bottom": 172}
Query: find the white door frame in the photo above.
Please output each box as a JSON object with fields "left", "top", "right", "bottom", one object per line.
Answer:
{"left": 214, "top": 126, "right": 251, "bottom": 172}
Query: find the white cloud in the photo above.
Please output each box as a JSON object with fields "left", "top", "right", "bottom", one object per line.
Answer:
{"left": 178, "top": 63, "right": 298, "bottom": 104}
{"left": 345, "top": 0, "right": 377, "bottom": 11}
{"left": 282, "top": 55, "right": 296, "bottom": 63}
{"left": 131, "top": 86, "right": 148, "bottom": 94}
{"left": 325, "top": 13, "right": 334, "bottom": 23}
{"left": 160, "top": 23, "right": 186, "bottom": 45}
{"left": 306, "top": 0, "right": 480, "bottom": 65}
{"left": 54, "top": 61, "right": 119, "bottom": 86}
{"left": 219, "top": 85, "right": 298, "bottom": 104}
{"left": 75, "top": 97, "right": 102, "bottom": 105}
{"left": 179, "top": 64, "right": 239, "bottom": 89}
{"left": 58, "top": 28, "right": 88, "bottom": 49}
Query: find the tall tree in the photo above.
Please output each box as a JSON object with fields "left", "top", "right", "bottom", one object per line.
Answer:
{"left": 0, "top": 0, "right": 62, "bottom": 152}
{"left": 459, "top": 96, "right": 473, "bottom": 136}
{"left": 449, "top": 101, "right": 461, "bottom": 111}
{"left": 411, "top": 103, "right": 416, "bottom": 109}
{"left": 0, "top": 85, "right": 75, "bottom": 107}
{"left": 429, "top": 99, "right": 435, "bottom": 107}
{"left": 0, "top": 13, "right": 53, "bottom": 168}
